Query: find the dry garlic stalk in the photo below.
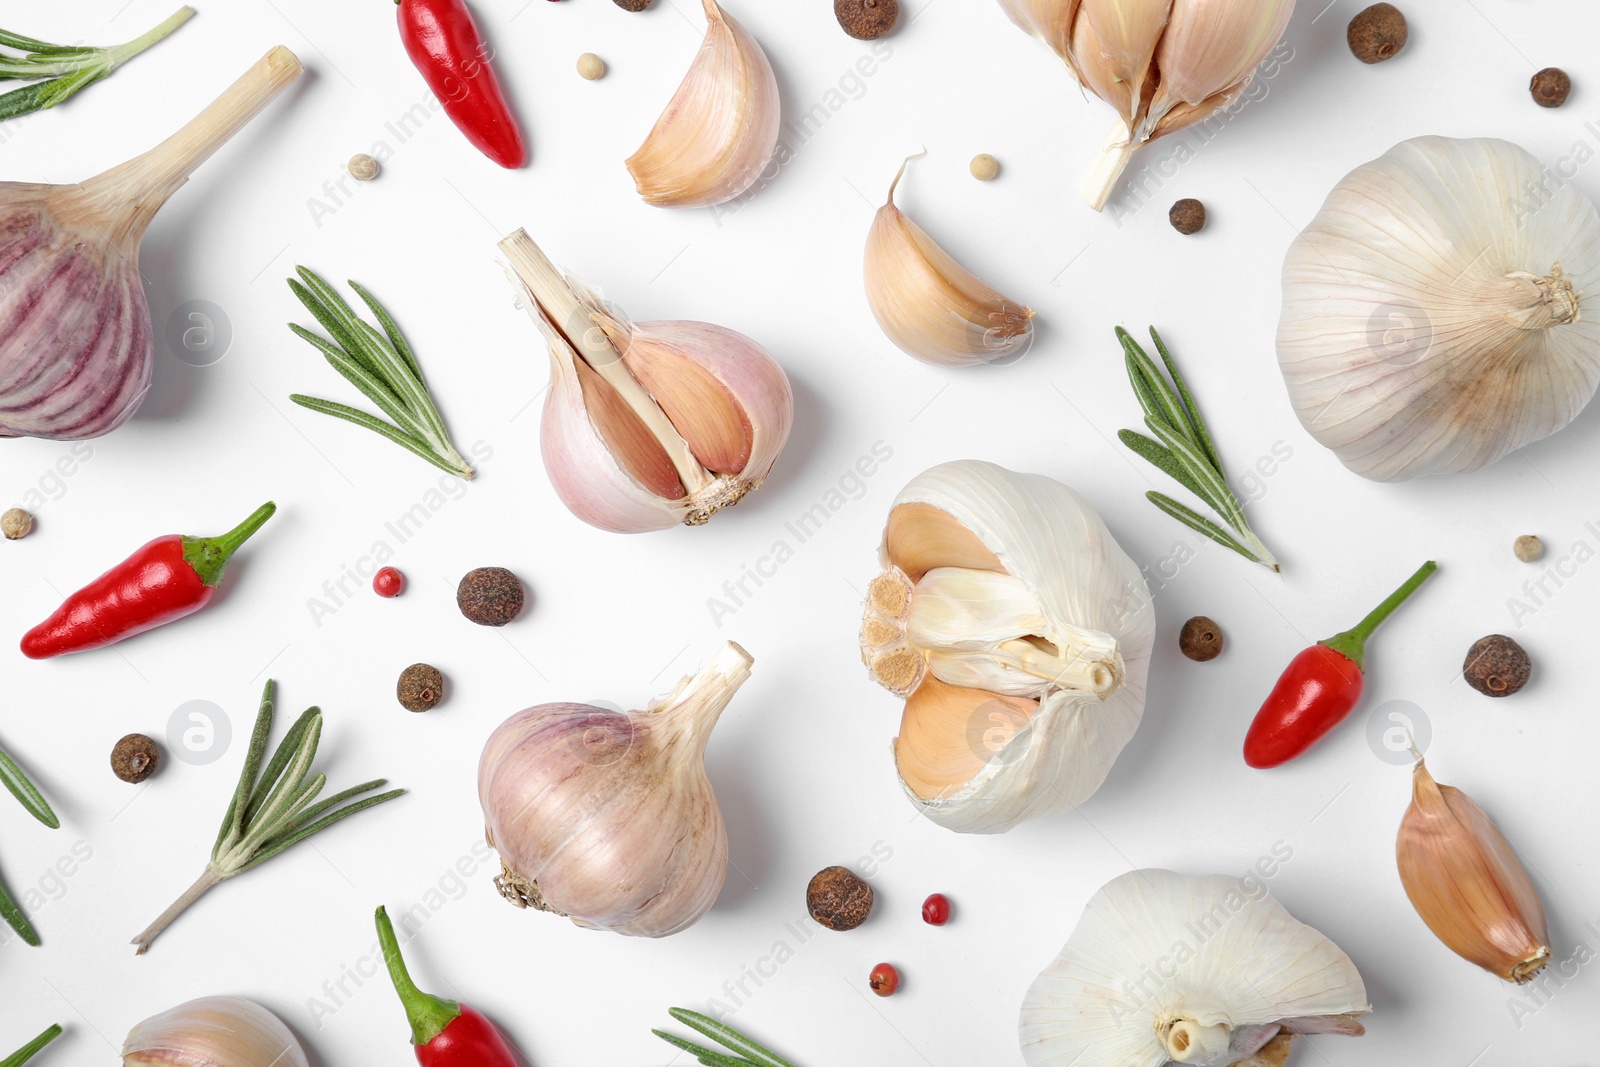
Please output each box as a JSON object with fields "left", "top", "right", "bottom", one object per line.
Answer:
{"left": 626, "top": 0, "right": 780, "bottom": 207}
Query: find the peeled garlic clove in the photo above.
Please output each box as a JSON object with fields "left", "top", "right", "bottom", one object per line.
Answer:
{"left": 1020, "top": 869, "right": 1371, "bottom": 1067}
{"left": 479, "top": 643, "right": 752, "bottom": 937}
{"left": 501, "top": 228, "right": 793, "bottom": 533}
{"left": 1397, "top": 754, "right": 1552, "bottom": 983}
{"left": 860, "top": 460, "right": 1153, "bottom": 833}
{"left": 1279, "top": 136, "right": 1600, "bottom": 481}
{"left": 864, "top": 159, "right": 1035, "bottom": 368}
{"left": 123, "top": 996, "right": 309, "bottom": 1067}
{"left": 625, "top": 0, "right": 780, "bottom": 208}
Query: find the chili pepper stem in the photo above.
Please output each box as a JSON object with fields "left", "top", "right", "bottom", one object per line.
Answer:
{"left": 130, "top": 867, "right": 223, "bottom": 955}
{"left": 375, "top": 905, "right": 461, "bottom": 1045}
{"left": 1, "top": 1024, "right": 62, "bottom": 1067}
{"left": 181, "top": 501, "right": 276, "bottom": 587}
{"left": 1321, "top": 560, "right": 1437, "bottom": 671}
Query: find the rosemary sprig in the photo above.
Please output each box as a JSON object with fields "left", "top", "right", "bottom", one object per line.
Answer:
{"left": 0, "top": 8, "right": 193, "bottom": 122}
{"left": 0, "top": 1025, "right": 61, "bottom": 1067}
{"left": 0, "top": 740, "right": 58, "bottom": 947}
{"left": 653, "top": 1008, "right": 798, "bottom": 1067}
{"left": 286, "top": 267, "right": 476, "bottom": 480}
{"left": 1114, "top": 327, "right": 1281, "bottom": 572}
{"left": 130, "top": 680, "right": 405, "bottom": 954}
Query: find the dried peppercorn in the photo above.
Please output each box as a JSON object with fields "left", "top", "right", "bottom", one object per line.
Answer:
{"left": 1530, "top": 67, "right": 1571, "bottom": 108}
{"left": 1, "top": 508, "right": 32, "bottom": 539}
{"left": 1179, "top": 616, "right": 1224, "bottom": 661}
{"left": 457, "top": 567, "right": 525, "bottom": 626}
{"left": 1169, "top": 198, "right": 1206, "bottom": 234}
{"left": 807, "top": 865, "right": 874, "bottom": 931}
{"left": 1347, "top": 3, "right": 1408, "bottom": 63}
{"left": 1513, "top": 535, "right": 1544, "bottom": 562}
{"left": 111, "top": 734, "right": 161, "bottom": 783}
{"left": 612, "top": 0, "right": 653, "bottom": 9}
{"left": 835, "top": 0, "right": 898, "bottom": 40}
{"left": 398, "top": 664, "right": 445, "bottom": 712}
{"left": 1463, "top": 635, "right": 1531, "bottom": 697}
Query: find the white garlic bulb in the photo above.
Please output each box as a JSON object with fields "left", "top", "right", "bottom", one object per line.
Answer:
{"left": 1021, "top": 869, "right": 1371, "bottom": 1067}
{"left": 123, "top": 997, "right": 309, "bottom": 1067}
{"left": 500, "top": 228, "right": 794, "bottom": 533}
{"left": 626, "top": 0, "right": 779, "bottom": 208}
{"left": 1279, "top": 136, "right": 1600, "bottom": 481}
{"left": 860, "top": 461, "right": 1153, "bottom": 834}
{"left": 479, "top": 642, "right": 752, "bottom": 937}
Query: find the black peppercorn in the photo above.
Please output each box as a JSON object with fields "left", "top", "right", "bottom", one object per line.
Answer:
{"left": 1169, "top": 198, "right": 1206, "bottom": 235}
{"left": 807, "top": 865, "right": 874, "bottom": 931}
{"left": 1531, "top": 67, "right": 1571, "bottom": 108}
{"left": 835, "top": 0, "right": 898, "bottom": 40}
{"left": 1179, "top": 616, "right": 1224, "bottom": 661}
{"left": 1463, "top": 635, "right": 1531, "bottom": 697}
{"left": 457, "top": 567, "right": 526, "bottom": 626}
{"left": 1347, "top": 3, "right": 1408, "bottom": 64}
{"left": 398, "top": 663, "right": 445, "bottom": 712}
{"left": 111, "top": 733, "right": 161, "bottom": 783}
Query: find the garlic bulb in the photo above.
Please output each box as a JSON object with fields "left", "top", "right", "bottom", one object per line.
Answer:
{"left": 0, "top": 48, "right": 302, "bottom": 440}
{"left": 1279, "top": 136, "right": 1600, "bottom": 481}
{"left": 625, "top": 0, "right": 779, "bottom": 208}
{"left": 123, "top": 997, "right": 309, "bottom": 1067}
{"left": 1021, "top": 869, "right": 1371, "bottom": 1067}
{"left": 500, "top": 228, "right": 793, "bottom": 533}
{"left": 997, "top": 0, "right": 1294, "bottom": 210}
{"left": 479, "top": 642, "right": 752, "bottom": 937}
{"left": 864, "top": 158, "right": 1035, "bottom": 367}
{"left": 859, "top": 461, "right": 1153, "bottom": 833}
{"left": 1397, "top": 754, "right": 1552, "bottom": 983}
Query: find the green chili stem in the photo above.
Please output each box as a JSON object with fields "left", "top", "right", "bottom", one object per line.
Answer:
{"left": 182, "top": 502, "right": 276, "bottom": 588}
{"left": 1321, "top": 561, "right": 1438, "bottom": 671}
{"left": 375, "top": 906, "right": 461, "bottom": 1046}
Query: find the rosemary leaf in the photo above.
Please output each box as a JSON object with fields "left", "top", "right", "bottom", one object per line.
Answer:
{"left": 0, "top": 8, "right": 192, "bottom": 122}
{"left": 1117, "top": 328, "right": 1192, "bottom": 445}
{"left": 668, "top": 1009, "right": 797, "bottom": 1067}
{"left": 1142, "top": 416, "right": 1248, "bottom": 534}
{"left": 0, "top": 866, "right": 39, "bottom": 946}
{"left": 238, "top": 708, "right": 318, "bottom": 828}
{"left": 1116, "top": 429, "right": 1210, "bottom": 505}
{"left": 1149, "top": 328, "right": 1223, "bottom": 475}
{"left": 215, "top": 682, "right": 275, "bottom": 854}
{"left": 289, "top": 325, "right": 432, "bottom": 442}
{"left": 1146, "top": 492, "right": 1263, "bottom": 565}
{"left": 289, "top": 396, "right": 473, "bottom": 477}
{"left": 0, "top": 744, "right": 58, "bottom": 829}
{"left": 352, "top": 280, "right": 424, "bottom": 383}
{"left": 0, "top": 1023, "right": 62, "bottom": 1067}
{"left": 239, "top": 788, "right": 406, "bottom": 872}
{"left": 653, "top": 1031, "right": 760, "bottom": 1067}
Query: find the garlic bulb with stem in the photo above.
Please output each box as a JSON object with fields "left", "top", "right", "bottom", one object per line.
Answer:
{"left": 864, "top": 156, "right": 1035, "bottom": 367}
{"left": 1397, "top": 751, "right": 1552, "bottom": 983}
{"left": 0, "top": 47, "right": 302, "bottom": 440}
{"left": 626, "top": 0, "right": 779, "bottom": 208}
{"left": 1279, "top": 135, "right": 1600, "bottom": 481}
{"left": 479, "top": 642, "right": 752, "bottom": 937}
{"left": 860, "top": 460, "right": 1153, "bottom": 834}
{"left": 122, "top": 997, "right": 309, "bottom": 1067}
{"left": 996, "top": 0, "right": 1295, "bottom": 210}
{"left": 1021, "top": 869, "right": 1370, "bottom": 1067}
{"left": 500, "top": 228, "right": 793, "bottom": 533}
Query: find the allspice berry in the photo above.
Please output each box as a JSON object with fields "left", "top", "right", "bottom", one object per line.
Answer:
{"left": 807, "top": 865, "right": 874, "bottom": 931}
{"left": 612, "top": 0, "right": 652, "bottom": 9}
{"left": 1179, "top": 616, "right": 1224, "bottom": 661}
{"left": 835, "top": 0, "right": 898, "bottom": 40}
{"left": 1463, "top": 635, "right": 1531, "bottom": 697}
{"left": 1, "top": 508, "right": 33, "bottom": 539}
{"left": 1530, "top": 67, "right": 1571, "bottom": 108}
{"left": 111, "top": 734, "right": 161, "bottom": 783}
{"left": 457, "top": 567, "right": 525, "bottom": 626}
{"left": 1347, "top": 3, "right": 1408, "bottom": 64}
{"left": 397, "top": 663, "right": 445, "bottom": 712}
{"left": 1513, "top": 535, "right": 1544, "bottom": 562}
{"left": 1169, "top": 198, "right": 1206, "bottom": 235}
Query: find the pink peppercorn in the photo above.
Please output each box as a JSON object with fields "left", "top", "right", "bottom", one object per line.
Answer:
{"left": 373, "top": 566, "right": 405, "bottom": 597}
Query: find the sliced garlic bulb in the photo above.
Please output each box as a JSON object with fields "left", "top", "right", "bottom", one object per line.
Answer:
{"left": 123, "top": 996, "right": 309, "bottom": 1067}
{"left": 1020, "top": 869, "right": 1371, "bottom": 1067}
{"left": 501, "top": 228, "right": 793, "bottom": 533}
{"left": 860, "top": 460, "right": 1153, "bottom": 833}
{"left": 864, "top": 158, "right": 1034, "bottom": 368}
{"left": 1279, "top": 136, "right": 1600, "bottom": 481}
{"left": 626, "top": 0, "right": 780, "bottom": 208}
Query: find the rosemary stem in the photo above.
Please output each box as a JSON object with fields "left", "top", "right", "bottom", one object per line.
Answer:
{"left": 107, "top": 6, "right": 196, "bottom": 66}
{"left": 130, "top": 866, "right": 223, "bottom": 955}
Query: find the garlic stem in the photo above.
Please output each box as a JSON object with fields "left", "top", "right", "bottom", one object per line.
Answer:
{"left": 1504, "top": 265, "right": 1581, "bottom": 330}
{"left": 649, "top": 641, "right": 753, "bottom": 755}
{"left": 130, "top": 867, "right": 223, "bottom": 956}
{"left": 1077, "top": 117, "right": 1138, "bottom": 211}
{"left": 1163, "top": 1018, "right": 1232, "bottom": 1061}
{"left": 499, "top": 229, "right": 712, "bottom": 494}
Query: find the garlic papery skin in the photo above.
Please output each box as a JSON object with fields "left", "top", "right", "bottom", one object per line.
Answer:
{"left": 1278, "top": 136, "right": 1600, "bottom": 481}
{"left": 123, "top": 996, "right": 309, "bottom": 1067}
{"left": 625, "top": 0, "right": 779, "bottom": 208}
{"left": 478, "top": 642, "right": 752, "bottom": 937}
{"left": 1397, "top": 754, "right": 1552, "bottom": 983}
{"left": 1020, "top": 869, "right": 1371, "bottom": 1067}
{"left": 500, "top": 228, "right": 793, "bottom": 533}
{"left": 859, "top": 460, "right": 1152, "bottom": 834}
{"left": 864, "top": 159, "right": 1034, "bottom": 367}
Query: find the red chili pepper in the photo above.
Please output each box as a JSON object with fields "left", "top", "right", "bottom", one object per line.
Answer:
{"left": 376, "top": 906, "right": 522, "bottom": 1067}
{"left": 1243, "top": 560, "right": 1436, "bottom": 768}
{"left": 395, "top": 0, "right": 526, "bottom": 169}
{"left": 20, "top": 503, "right": 276, "bottom": 660}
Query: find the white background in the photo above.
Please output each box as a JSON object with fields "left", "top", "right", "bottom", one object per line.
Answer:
{"left": 2, "top": 0, "right": 1597, "bottom": 1063}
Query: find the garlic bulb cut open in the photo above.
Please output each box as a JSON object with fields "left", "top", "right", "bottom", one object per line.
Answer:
{"left": 1021, "top": 869, "right": 1371, "bottom": 1067}
{"left": 500, "top": 228, "right": 793, "bottom": 533}
{"left": 1279, "top": 136, "right": 1600, "bottom": 481}
{"left": 625, "top": 0, "right": 779, "bottom": 208}
{"left": 864, "top": 158, "right": 1034, "bottom": 367}
{"left": 123, "top": 996, "right": 309, "bottom": 1067}
{"left": 860, "top": 461, "right": 1153, "bottom": 833}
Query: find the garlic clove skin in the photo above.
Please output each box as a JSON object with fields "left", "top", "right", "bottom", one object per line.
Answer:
{"left": 1397, "top": 755, "right": 1552, "bottom": 983}
{"left": 626, "top": 0, "right": 780, "bottom": 208}
{"left": 1148, "top": 0, "right": 1293, "bottom": 132}
{"left": 1072, "top": 0, "right": 1169, "bottom": 124}
{"left": 864, "top": 159, "right": 1035, "bottom": 368}
{"left": 1279, "top": 136, "right": 1600, "bottom": 481}
{"left": 123, "top": 996, "right": 310, "bottom": 1067}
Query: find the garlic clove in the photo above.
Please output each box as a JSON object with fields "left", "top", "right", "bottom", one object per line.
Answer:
{"left": 885, "top": 501, "right": 1007, "bottom": 579}
{"left": 626, "top": 0, "right": 780, "bottom": 208}
{"left": 1396, "top": 755, "right": 1552, "bottom": 983}
{"left": 865, "top": 158, "right": 1035, "bottom": 368}
{"left": 123, "top": 996, "right": 309, "bottom": 1067}
{"left": 573, "top": 356, "right": 688, "bottom": 501}
{"left": 996, "top": 0, "right": 1080, "bottom": 57}
{"left": 617, "top": 328, "right": 753, "bottom": 474}
{"left": 1072, "top": 0, "right": 1169, "bottom": 124}
{"left": 1148, "top": 0, "right": 1293, "bottom": 130}
{"left": 896, "top": 676, "right": 1038, "bottom": 801}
